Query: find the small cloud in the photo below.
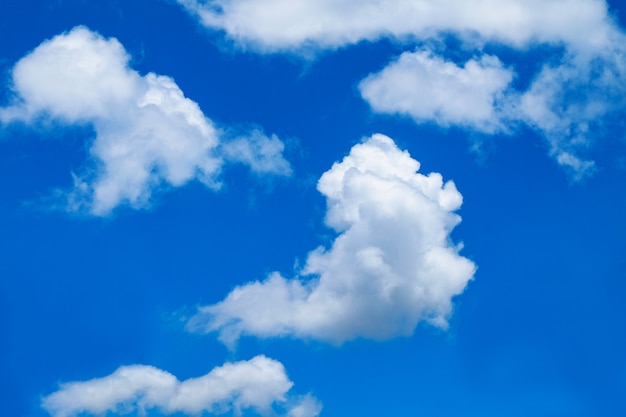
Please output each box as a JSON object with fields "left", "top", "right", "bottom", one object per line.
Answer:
{"left": 222, "top": 129, "right": 293, "bottom": 177}
{"left": 554, "top": 151, "right": 596, "bottom": 181}
{"left": 517, "top": 40, "right": 626, "bottom": 178}
{"left": 359, "top": 49, "right": 515, "bottom": 133}
{"left": 288, "top": 394, "right": 323, "bottom": 417}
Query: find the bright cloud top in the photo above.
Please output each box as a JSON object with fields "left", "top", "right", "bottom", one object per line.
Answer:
{"left": 177, "top": 0, "right": 626, "bottom": 179}
{"left": 42, "top": 355, "right": 321, "bottom": 417}
{"left": 0, "top": 27, "right": 291, "bottom": 216}
{"left": 187, "top": 134, "right": 476, "bottom": 345}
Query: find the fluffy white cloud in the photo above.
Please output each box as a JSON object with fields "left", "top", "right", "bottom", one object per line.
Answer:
{"left": 0, "top": 26, "right": 291, "bottom": 215}
{"left": 42, "top": 355, "right": 321, "bottom": 417}
{"left": 187, "top": 134, "right": 476, "bottom": 345}
{"left": 175, "top": 0, "right": 612, "bottom": 53}
{"left": 359, "top": 49, "right": 515, "bottom": 133}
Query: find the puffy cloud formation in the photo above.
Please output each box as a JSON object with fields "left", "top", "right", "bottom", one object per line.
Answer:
{"left": 187, "top": 134, "right": 476, "bottom": 345}
{"left": 0, "top": 27, "right": 291, "bottom": 215}
{"left": 176, "top": 0, "right": 626, "bottom": 179}
{"left": 42, "top": 356, "right": 321, "bottom": 417}
{"left": 359, "top": 50, "right": 515, "bottom": 133}
{"left": 175, "top": 0, "right": 612, "bottom": 52}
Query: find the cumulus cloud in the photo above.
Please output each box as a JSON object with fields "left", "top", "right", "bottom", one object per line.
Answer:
{"left": 0, "top": 26, "right": 291, "bottom": 215}
{"left": 42, "top": 355, "right": 321, "bottom": 417}
{"left": 175, "top": 0, "right": 612, "bottom": 52}
{"left": 359, "top": 49, "right": 515, "bottom": 133}
{"left": 187, "top": 134, "right": 476, "bottom": 345}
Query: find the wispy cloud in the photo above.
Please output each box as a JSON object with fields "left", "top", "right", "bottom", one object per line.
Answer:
{"left": 187, "top": 134, "right": 476, "bottom": 345}
{"left": 516, "top": 39, "right": 626, "bottom": 179}
{"left": 42, "top": 356, "right": 321, "bottom": 417}
{"left": 222, "top": 129, "right": 293, "bottom": 176}
{"left": 0, "top": 26, "right": 292, "bottom": 216}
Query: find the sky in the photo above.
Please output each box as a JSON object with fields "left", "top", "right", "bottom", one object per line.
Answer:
{"left": 1, "top": 0, "right": 626, "bottom": 416}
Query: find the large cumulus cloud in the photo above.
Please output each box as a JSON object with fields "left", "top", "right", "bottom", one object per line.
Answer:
{"left": 187, "top": 134, "right": 476, "bottom": 345}
{"left": 0, "top": 27, "right": 292, "bottom": 215}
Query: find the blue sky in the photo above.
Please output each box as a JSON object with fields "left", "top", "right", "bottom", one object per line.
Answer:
{"left": 1, "top": 0, "right": 626, "bottom": 416}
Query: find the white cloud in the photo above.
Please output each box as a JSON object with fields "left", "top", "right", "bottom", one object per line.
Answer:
{"left": 222, "top": 129, "right": 293, "bottom": 176}
{"left": 288, "top": 394, "right": 323, "bottom": 417}
{"left": 517, "top": 38, "right": 626, "bottom": 178}
{"left": 175, "top": 0, "right": 613, "bottom": 53}
{"left": 0, "top": 26, "right": 291, "bottom": 215}
{"left": 42, "top": 355, "right": 320, "bottom": 417}
{"left": 359, "top": 49, "right": 515, "bottom": 133}
{"left": 187, "top": 134, "right": 476, "bottom": 345}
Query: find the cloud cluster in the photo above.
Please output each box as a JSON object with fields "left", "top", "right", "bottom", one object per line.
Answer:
{"left": 177, "top": 0, "right": 626, "bottom": 179}
{"left": 42, "top": 356, "right": 321, "bottom": 417}
{"left": 360, "top": 39, "right": 626, "bottom": 178}
{"left": 187, "top": 134, "right": 476, "bottom": 345}
{"left": 0, "top": 26, "right": 291, "bottom": 215}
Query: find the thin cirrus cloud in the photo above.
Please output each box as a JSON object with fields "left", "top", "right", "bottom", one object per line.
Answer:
{"left": 0, "top": 26, "right": 292, "bottom": 216}
{"left": 187, "top": 134, "right": 476, "bottom": 346}
{"left": 176, "top": 0, "right": 626, "bottom": 179}
{"left": 42, "top": 355, "right": 322, "bottom": 417}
